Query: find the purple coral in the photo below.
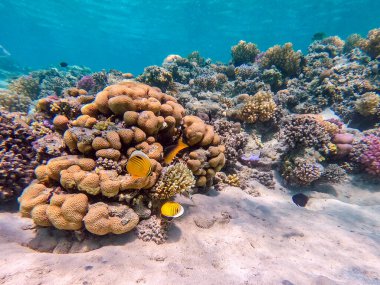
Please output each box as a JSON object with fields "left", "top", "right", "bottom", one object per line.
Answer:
{"left": 76, "top": 75, "right": 95, "bottom": 91}
{"left": 360, "top": 134, "right": 380, "bottom": 175}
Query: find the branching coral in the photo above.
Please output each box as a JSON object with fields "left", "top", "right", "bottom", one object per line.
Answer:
{"left": 135, "top": 215, "right": 169, "bottom": 244}
{"left": 0, "top": 89, "right": 31, "bottom": 112}
{"left": 8, "top": 75, "right": 40, "bottom": 100}
{"left": 137, "top": 66, "right": 173, "bottom": 91}
{"left": 260, "top": 43, "right": 302, "bottom": 77}
{"left": 0, "top": 110, "right": 39, "bottom": 202}
{"left": 151, "top": 163, "right": 195, "bottom": 199}
{"left": 355, "top": 92, "right": 380, "bottom": 116}
{"left": 359, "top": 28, "right": 380, "bottom": 59}
{"left": 282, "top": 157, "right": 323, "bottom": 186}
{"left": 281, "top": 115, "right": 331, "bottom": 149}
{"left": 355, "top": 131, "right": 380, "bottom": 175}
{"left": 235, "top": 91, "right": 277, "bottom": 123}
{"left": 231, "top": 40, "right": 260, "bottom": 66}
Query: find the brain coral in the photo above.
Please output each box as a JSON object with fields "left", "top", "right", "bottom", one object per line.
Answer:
{"left": 18, "top": 81, "right": 225, "bottom": 236}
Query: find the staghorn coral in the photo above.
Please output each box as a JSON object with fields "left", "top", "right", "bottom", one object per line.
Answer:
{"left": 151, "top": 163, "right": 195, "bottom": 200}
{"left": 355, "top": 92, "right": 380, "bottom": 116}
{"left": 231, "top": 40, "right": 260, "bottom": 66}
{"left": 259, "top": 43, "right": 302, "bottom": 77}
{"left": 135, "top": 215, "right": 169, "bottom": 244}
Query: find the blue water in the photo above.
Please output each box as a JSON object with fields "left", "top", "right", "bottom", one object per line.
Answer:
{"left": 1, "top": 0, "right": 379, "bottom": 74}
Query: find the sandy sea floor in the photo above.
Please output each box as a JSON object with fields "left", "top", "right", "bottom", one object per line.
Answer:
{"left": 1, "top": 176, "right": 380, "bottom": 285}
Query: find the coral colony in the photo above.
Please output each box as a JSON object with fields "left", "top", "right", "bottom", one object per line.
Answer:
{"left": 1, "top": 28, "right": 380, "bottom": 245}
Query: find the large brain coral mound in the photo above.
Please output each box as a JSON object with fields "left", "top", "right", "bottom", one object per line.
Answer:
{"left": 355, "top": 92, "right": 380, "bottom": 117}
{"left": 359, "top": 28, "right": 380, "bottom": 59}
{"left": 229, "top": 91, "right": 277, "bottom": 124}
{"left": 259, "top": 43, "right": 302, "bottom": 78}
{"left": 231, "top": 40, "right": 260, "bottom": 66}
{"left": 137, "top": 66, "right": 173, "bottom": 92}
{"left": 0, "top": 110, "right": 39, "bottom": 202}
{"left": 19, "top": 81, "right": 225, "bottom": 237}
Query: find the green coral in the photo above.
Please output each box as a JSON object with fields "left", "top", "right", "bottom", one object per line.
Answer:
{"left": 151, "top": 163, "right": 195, "bottom": 200}
{"left": 231, "top": 40, "right": 260, "bottom": 66}
{"left": 260, "top": 43, "right": 302, "bottom": 77}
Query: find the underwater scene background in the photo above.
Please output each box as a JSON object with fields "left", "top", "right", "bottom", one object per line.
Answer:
{"left": 1, "top": 1, "right": 380, "bottom": 285}
{"left": 1, "top": 0, "right": 380, "bottom": 73}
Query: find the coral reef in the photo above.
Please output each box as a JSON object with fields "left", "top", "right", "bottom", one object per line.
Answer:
{"left": 135, "top": 215, "right": 169, "bottom": 244}
{"left": 16, "top": 81, "right": 225, "bottom": 236}
{"left": 0, "top": 110, "right": 38, "bottom": 201}
{"left": 231, "top": 40, "right": 260, "bottom": 66}
{"left": 259, "top": 43, "right": 302, "bottom": 77}
{"left": 360, "top": 28, "right": 380, "bottom": 59}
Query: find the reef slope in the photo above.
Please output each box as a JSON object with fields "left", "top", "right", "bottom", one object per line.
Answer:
{"left": 0, "top": 185, "right": 379, "bottom": 285}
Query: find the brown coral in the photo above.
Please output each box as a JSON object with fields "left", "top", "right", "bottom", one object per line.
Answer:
{"left": 355, "top": 92, "right": 380, "bottom": 116}
{"left": 236, "top": 91, "right": 277, "bottom": 123}
{"left": 83, "top": 202, "right": 139, "bottom": 235}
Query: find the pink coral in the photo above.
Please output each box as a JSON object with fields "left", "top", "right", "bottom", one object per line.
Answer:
{"left": 360, "top": 134, "right": 380, "bottom": 175}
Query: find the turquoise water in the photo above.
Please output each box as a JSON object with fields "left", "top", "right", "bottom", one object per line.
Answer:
{"left": 1, "top": 0, "right": 379, "bottom": 74}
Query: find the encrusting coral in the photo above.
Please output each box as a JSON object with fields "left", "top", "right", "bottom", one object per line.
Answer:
{"left": 17, "top": 81, "right": 225, "bottom": 236}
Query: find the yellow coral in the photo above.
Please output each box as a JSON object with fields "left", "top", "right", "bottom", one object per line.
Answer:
{"left": 355, "top": 92, "right": 380, "bottom": 116}
{"left": 151, "top": 163, "right": 195, "bottom": 199}
{"left": 239, "top": 91, "right": 277, "bottom": 123}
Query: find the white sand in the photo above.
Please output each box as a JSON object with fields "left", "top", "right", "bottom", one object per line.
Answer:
{"left": 0, "top": 186, "right": 379, "bottom": 285}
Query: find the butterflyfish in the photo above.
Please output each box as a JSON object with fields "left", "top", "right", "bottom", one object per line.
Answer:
{"left": 126, "top": 150, "right": 152, "bottom": 178}
{"left": 164, "top": 137, "right": 189, "bottom": 165}
{"left": 161, "top": 201, "right": 184, "bottom": 219}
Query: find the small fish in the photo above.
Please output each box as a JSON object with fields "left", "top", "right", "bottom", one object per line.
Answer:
{"left": 163, "top": 137, "right": 189, "bottom": 165}
{"left": 292, "top": 193, "right": 309, "bottom": 207}
{"left": 126, "top": 150, "right": 152, "bottom": 178}
{"left": 161, "top": 201, "right": 184, "bottom": 220}
{"left": 60, "top": 62, "right": 68, "bottom": 67}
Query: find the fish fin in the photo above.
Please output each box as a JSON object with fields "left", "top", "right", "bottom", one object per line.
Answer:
{"left": 178, "top": 137, "right": 189, "bottom": 148}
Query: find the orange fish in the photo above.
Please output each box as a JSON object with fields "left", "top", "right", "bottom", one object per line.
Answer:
{"left": 126, "top": 150, "right": 152, "bottom": 177}
{"left": 164, "top": 137, "right": 189, "bottom": 165}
